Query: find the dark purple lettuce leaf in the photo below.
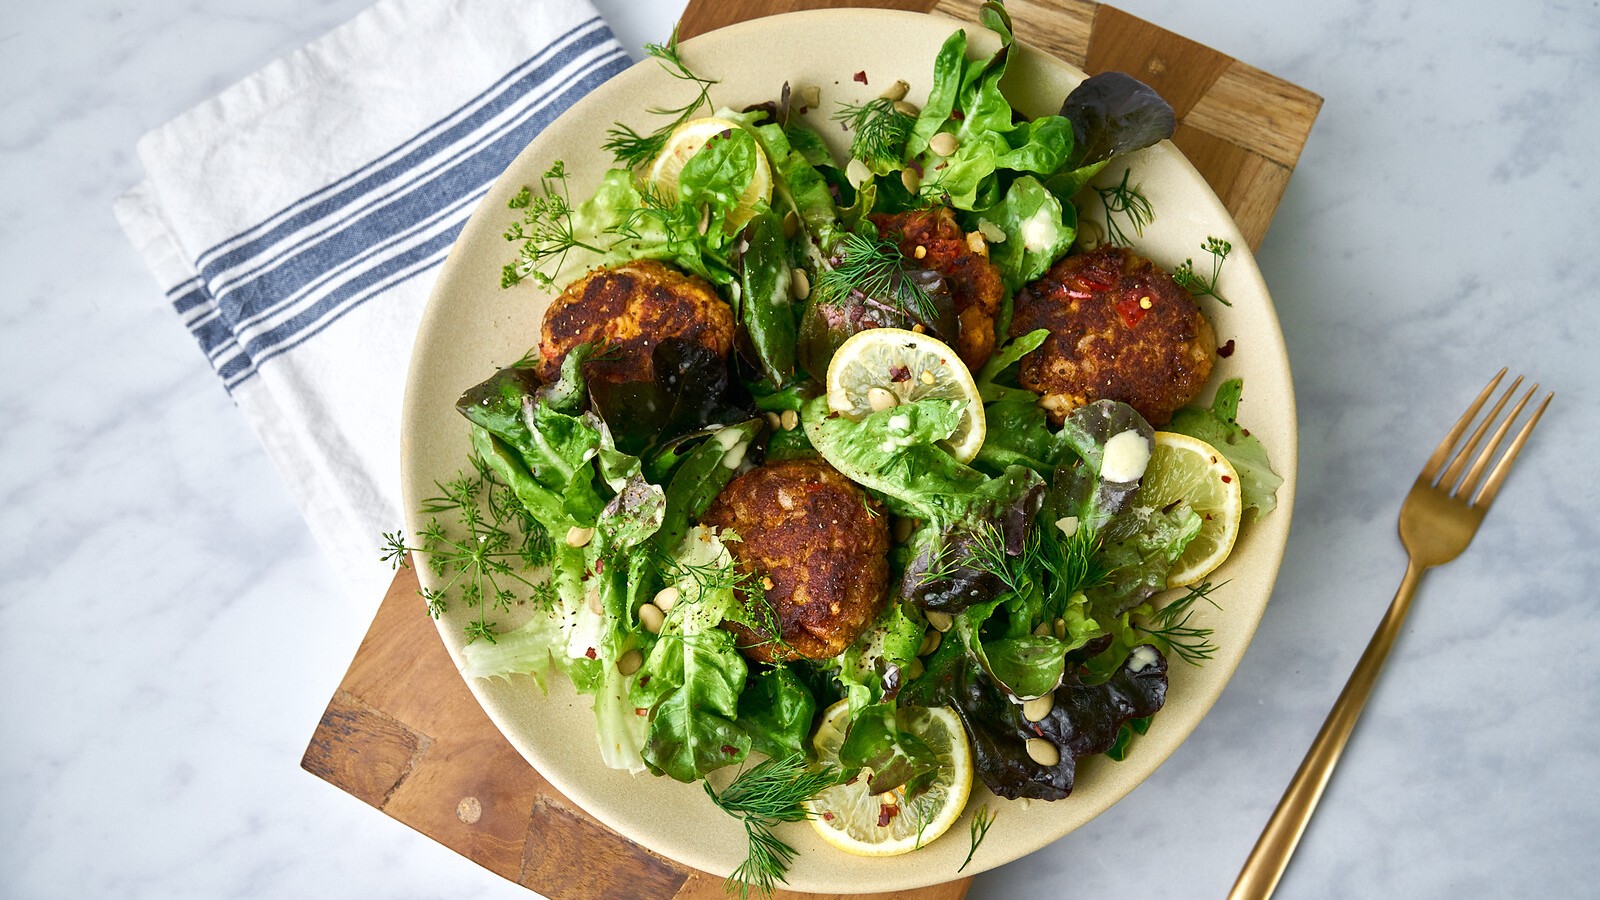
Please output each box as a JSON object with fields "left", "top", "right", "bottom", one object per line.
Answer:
{"left": 585, "top": 338, "right": 754, "bottom": 458}
{"left": 904, "top": 633, "right": 1167, "bottom": 800}
{"left": 901, "top": 466, "right": 1044, "bottom": 613}
{"left": 796, "top": 246, "right": 958, "bottom": 381}
{"left": 1060, "top": 72, "right": 1177, "bottom": 172}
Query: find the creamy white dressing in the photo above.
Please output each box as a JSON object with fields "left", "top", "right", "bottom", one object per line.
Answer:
{"left": 1129, "top": 644, "right": 1160, "bottom": 672}
{"left": 1020, "top": 206, "right": 1060, "bottom": 253}
{"left": 1101, "top": 429, "right": 1151, "bottom": 483}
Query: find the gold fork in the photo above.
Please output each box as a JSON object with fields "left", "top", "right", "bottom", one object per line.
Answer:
{"left": 1229, "top": 369, "right": 1553, "bottom": 900}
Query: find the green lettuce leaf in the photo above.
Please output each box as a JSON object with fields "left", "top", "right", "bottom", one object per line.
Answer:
{"left": 737, "top": 666, "right": 817, "bottom": 760}
{"left": 983, "top": 176, "right": 1077, "bottom": 292}
{"left": 1167, "top": 378, "right": 1283, "bottom": 518}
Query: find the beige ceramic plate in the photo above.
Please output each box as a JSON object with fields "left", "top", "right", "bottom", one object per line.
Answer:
{"left": 402, "top": 9, "right": 1297, "bottom": 893}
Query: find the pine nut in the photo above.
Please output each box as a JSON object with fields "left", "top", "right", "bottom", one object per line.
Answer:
{"left": 790, "top": 267, "right": 811, "bottom": 299}
{"left": 892, "top": 100, "right": 920, "bottom": 117}
{"left": 901, "top": 167, "right": 921, "bottom": 194}
{"left": 639, "top": 602, "right": 665, "bottom": 634}
{"left": 585, "top": 586, "right": 602, "bottom": 616}
{"left": 867, "top": 386, "right": 899, "bottom": 411}
{"left": 782, "top": 209, "right": 799, "bottom": 237}
{"left": 926, "top": 610, "right": 953, "bottom": 633}
{"left": 565, "top": 525, "right": 594, "bottom": 548}
{"left": 617, "top": 648, "right": 644, "bottom": 676}
{"left": 780, "top": 409, "right": 799, "bottom": 431}
{"left": 653, "top": 586, "right": 680, "bottom": 612}
{"left": 880, "top": 79, "right": 910, "bottom": 102}
{"left": 1025, "top": 738, "right": 1060, "bottom": 766}
{"left": 846, "top": 158, "right": 872, "bottom": 188}
{"left": 765, "top": 411, "right": 782, "bottom": 429}
{"left": 892, "top": 516, "right": 916, "bottom": 544}
{"left": 929, "top": 131, "right": 959, "bottom": 157}
{"left": 1053, "top": 617, "right": 1067, "bottom": 640}
{"left": 1033, "top": 622, "right": 1051, "bottom": 637}
{"left": 1022, "top": 694, "right": 1054, "bottom": 722}
{"left": 918, "top": 629, "right": 942, "bottom": 657}
{"left": 903, "top": 658, "right": 925, "bottom": 681}
{"left": 800, "top": 84, "right": 822, "bottom": 109}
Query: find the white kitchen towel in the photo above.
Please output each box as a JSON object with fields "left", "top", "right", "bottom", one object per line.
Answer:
{"left": 114, "top": 0, "right": 632, "bottom": 603}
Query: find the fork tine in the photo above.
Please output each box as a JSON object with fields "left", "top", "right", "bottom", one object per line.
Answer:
{"left": 1439, "top": 373, "right": 1523, "bottom": 489}
{"left": 1471, "top": 390, "right": 1553, "bottom": 509}
{"left": 1456, "top": 381, "right": 1536, "bottom": 499}
{"left": 1420, "top": 368, "right": 1506, "bottom": 482}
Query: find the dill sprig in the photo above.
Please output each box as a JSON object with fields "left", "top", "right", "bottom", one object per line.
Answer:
{"left": 940, "top": 516, "right": 1108, "bottom": 620}
{"left": 833, "top": 97, "right": 915, "bottom": 172}
{"left": 650, "top": 550, "right": 793, "bottom": 656}
{"left": 1135, "top": 580, "right": 1223, "bottom": 665}
{"left": 1094, "top": 168, "right": 1155, "bottom": 247}
{"left": 816, "top": 231, "right": 936, "bottom": 322}
{"left": 958, "top": 804, "right": 995, "bottom": 872}
{"left": 1172, "top": 236, "right": 1233, "bottom": 306}
{"left": 602, "top": 27, "right": 717, "bottom": 169}
{"left": 380, "top": 456, "right": 554, "bottom": 643}
{"left": 501, "top": 160, "right": 607, "bottom": 289}
{"left": 705, "top": 753, "right": 838, "bottom": 899}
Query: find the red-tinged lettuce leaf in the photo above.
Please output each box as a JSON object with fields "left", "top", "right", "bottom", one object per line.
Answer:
{"left": 585, "top": 338, "right": 755, "bottom": 458}
{"left": 1043, "top": 72, "right": 1176, "bottom": 201}
{"left": 904, "top": 631, "right": 1167, "bottom": 800}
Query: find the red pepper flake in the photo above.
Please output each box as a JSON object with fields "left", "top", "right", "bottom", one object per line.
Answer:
{"left": 1115, "top": 295, "right": 1149, "bottom": 329}
{"left": 889, "top": 364, "right": 912, "bottom": 383}
{"left": 722, "top": 745, "right": 739, "bottom": 755}
{"left": 951, "top": 109, "right": 964, "bottom": 121}
{"left": 639, "top": 675, "right": 651, "bottom": 687}
{"left": 584, "top": 647, "right": 597, "bottom": 659}
{"left": 594, "top": 557, "right": 605, "bottom": 574}
{"left": 1076, "top": 271, "right": 1116, "bottom": 291}
{"left": 1218, "top": 338, "right": 1236, "bottom": 358}
{"left": 877, "top": 803, "right": 900, "bottom": 827}
{"left": 853, "top": 70, "right": 868, "bottom": 84}
{"left": 822, "top": 812, "right": 835, "bottom": 821}
{"left": 634, "top": 707, "right": 648, "bottom": 716}
{"left": 1221, "top": 475, "right": 1233, "bottom": 483}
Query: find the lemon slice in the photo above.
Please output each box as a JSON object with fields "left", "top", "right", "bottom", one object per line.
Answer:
{"left": 646, "top": 116, "right": 772, "bottom": 231}
{"left": 824, "top": 328, "right": 986, "bottom": 463}
{"left": 806, "top": 701, "right": 973, "bottom": 857}
{"left": 1141, "top": 432, "right": 1244, "bottom": 588}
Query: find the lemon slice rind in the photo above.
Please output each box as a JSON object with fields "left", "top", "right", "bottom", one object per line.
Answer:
{"left": 1144, "top": 431, "right": 1245, "bottom": 589}
{"left": 824, "top": 328, "right": 986, "bottom": 463}
{"left": 805, "top": 701, "right": 973, "bottom": 857}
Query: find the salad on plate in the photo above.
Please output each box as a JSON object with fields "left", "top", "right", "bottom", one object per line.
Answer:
{"left": 391, "top": 3, "right": 1284, "bottom": 894}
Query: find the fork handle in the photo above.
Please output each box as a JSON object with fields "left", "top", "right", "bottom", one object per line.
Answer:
{"left": 1228, "top": 559, "right": 1426, "bottom": 900}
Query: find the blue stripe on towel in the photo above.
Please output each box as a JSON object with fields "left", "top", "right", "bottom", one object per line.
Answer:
{"left": 178, "top": 19, "right": 631, "bottom": 393}
{"left": 192, "top": 16, "right": 607, "bottom": 274}
{"left": 218, "top": 45, "right": 626, "bottom": 335}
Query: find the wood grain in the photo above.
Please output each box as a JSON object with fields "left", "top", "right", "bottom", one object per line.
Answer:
{"left": 303, "top": 562, "right": 965, "bottom": 899}
{"left": 302, "top": 2, "right": 1320, "bottom": 896}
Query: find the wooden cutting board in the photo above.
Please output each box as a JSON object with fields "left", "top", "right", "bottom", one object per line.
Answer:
{"left": 300, "top": 3, "right": 1320, "bottom": 898}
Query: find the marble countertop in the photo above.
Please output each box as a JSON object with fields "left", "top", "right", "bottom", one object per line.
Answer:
{"left": 4, "top": 0, "right": 1598, "bottom": 897}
